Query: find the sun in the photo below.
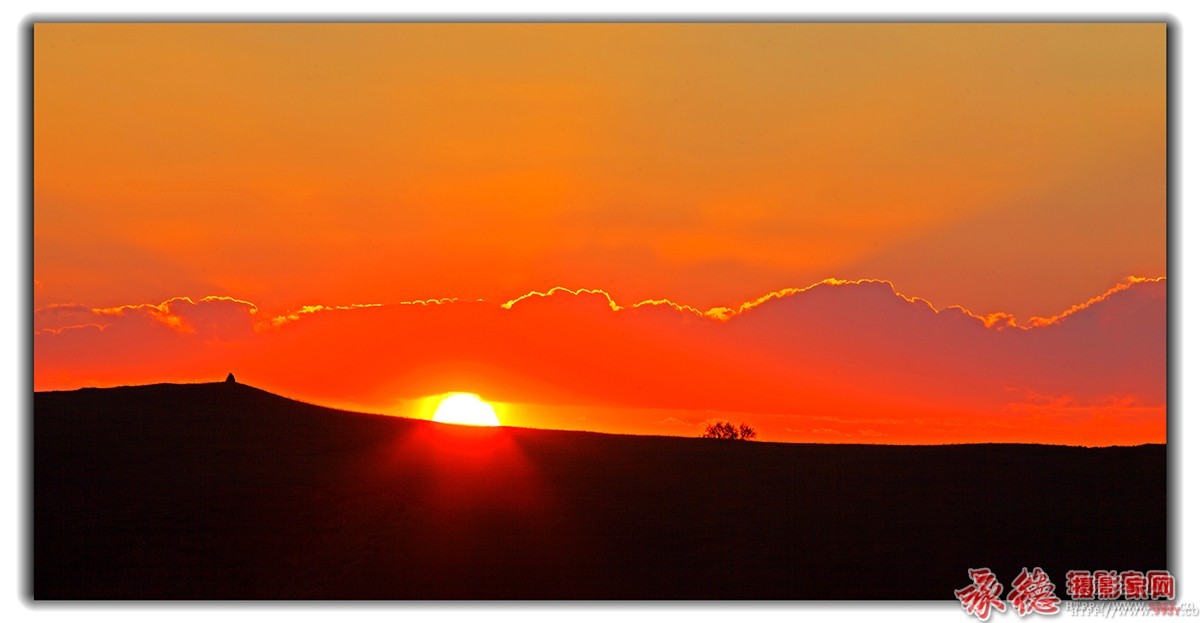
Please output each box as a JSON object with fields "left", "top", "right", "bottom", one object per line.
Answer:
{"left": 431, "top": 393, "right": 501, "bottom": 427}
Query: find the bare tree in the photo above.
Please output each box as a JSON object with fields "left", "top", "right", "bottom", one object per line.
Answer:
{"left": 701, "top": 420, "right": 757, "bottom": 440}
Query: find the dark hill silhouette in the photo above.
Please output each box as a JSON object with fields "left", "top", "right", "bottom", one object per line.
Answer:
{"left": 34, "top": 382, "right": 1166, "bottom": 599}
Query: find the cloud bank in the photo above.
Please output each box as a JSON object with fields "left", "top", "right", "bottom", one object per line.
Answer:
{"left": 33, "top": 278, "right": 1165, "bottom": 445}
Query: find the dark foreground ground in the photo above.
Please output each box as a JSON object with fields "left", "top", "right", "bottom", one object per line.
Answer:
{"left": 34, "top": 382, "right": 1167, "bottom": 599}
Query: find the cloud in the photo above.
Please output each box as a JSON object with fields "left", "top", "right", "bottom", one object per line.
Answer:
{"left": 87, "top": 296, "right": 260, "bottom": 335}
{"left": 33, "top": 277, "right": 1166, "bottom": 444}
{"left": 1026, "top": 277, "right": 1165, "bottom": 327}
{"left": 502, "top": 287, "right": 621, "bottom": 312}
{"left": 266, "top": 303, "right": 386, "bottom": 328}
{"left": 35, "top": 304, "right": 99, "bottom": 333}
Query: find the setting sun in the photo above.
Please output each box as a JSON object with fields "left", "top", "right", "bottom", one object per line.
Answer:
{"left": 431, "top": 393, "right": 501, "bottom": 427}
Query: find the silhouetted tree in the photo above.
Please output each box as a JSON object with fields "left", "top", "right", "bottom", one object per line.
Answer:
{"left": 701, "top": 421, "right": 757, "bottom": 440}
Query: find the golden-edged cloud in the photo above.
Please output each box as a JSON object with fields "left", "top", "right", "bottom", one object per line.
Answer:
{"left": 33, "top": 278, "right": 1165, "bottom": 445}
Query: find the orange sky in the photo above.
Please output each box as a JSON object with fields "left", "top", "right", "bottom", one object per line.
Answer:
{"left": 33, "top": 23, "right": 1166, "bottom": 445}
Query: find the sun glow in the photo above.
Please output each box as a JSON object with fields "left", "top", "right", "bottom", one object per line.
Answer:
{"left": 431, "top": 393, "right": 501, "bottom": 427}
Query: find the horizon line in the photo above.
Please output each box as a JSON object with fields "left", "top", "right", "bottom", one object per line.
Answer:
{"left": 32, "top": 378, "right": 1165, "bottom": 450}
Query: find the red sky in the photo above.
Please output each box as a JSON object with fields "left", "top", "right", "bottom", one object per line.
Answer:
{"left": 33, "top": 23, "right": 1166, "bottom": 445}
